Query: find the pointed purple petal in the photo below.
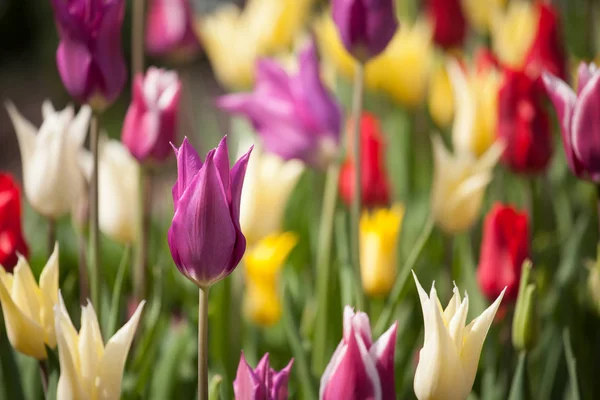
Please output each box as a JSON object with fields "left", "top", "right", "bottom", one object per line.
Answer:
{"left": 369, "top": 322, "right": 397, "bottom": 400}
{"left": 56, "top": 39, "right": 92, "bottom": 102}
{"left": 577, "top": 62, "right": 599, "bottom": 95}
{"left": 226, "top": 146, "right": 252, "bottom": 272}
{"left": 234, "top": 352, "right": 264, "bottom": 400}
{"left": 213, "top": 136, "right": 231, "bottom": 198}
{"left": 254, "top": 353, "right": 270, "bottom": 384}
{"left": 271, "top": 359, "right": 294, "bottom": 400}
{"left": 343, "top": 306, "right": 373, "bottom": 348}
{"left": 172, "top": 137, "right": 202, "bottom": 209}
{"left": 571, "top": 72, "right": 600, "bottom": 177}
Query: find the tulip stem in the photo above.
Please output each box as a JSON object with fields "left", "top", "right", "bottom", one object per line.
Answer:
{"left": 38, "top": 360, "right": 48, "bottom": 396}
{"left": 198, "top": 286, "right": 210, "bottom": 400}
{"left": 47, "top": 218, "right": 55, "bottom": 257}
{"left": 596, "top": 185, "right": 600, "bottom": 237}
{"left": 350, "top": 61, "right": 365, "bottom": 306}
{"left": 312, "top": 162, "right": 341, "bottom": 376}
{"left": 132, "top": 0, "right": 145, "bottom": 78}
{"left": 78, "top": 232, "right": 90, "bottom": 305}
{"left": 134, "top": 168, "right": 152, "bottom": 302}
{"left": 89, "top": 113, "right": 101, "bottom": 320}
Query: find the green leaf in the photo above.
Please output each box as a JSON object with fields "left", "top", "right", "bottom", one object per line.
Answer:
{"left": 0, "top": 328, "right": 24, "bottom": 400}
{"left": 563, "top": 329, "right": 581, "bottom": 400}
{"left": 106, "top": 245, "right": 131, "bottom": 337}
{"left": 209, "top": 374, "right": 223, "bottom": 400}
{"left": 507, "top": 352, "right": 531, "bottom": 400}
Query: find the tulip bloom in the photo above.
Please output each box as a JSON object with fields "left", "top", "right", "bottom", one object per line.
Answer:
{"left": 6, "top": 101, "right": 90, "bottom": 219}
{"left": 145, "top": 0, "right": 200, "bottom": 60}
{"left": 339, "top": 113, "right": 391, "bottom": 208}
{"left": 498, "top": 69, "right": 552, "bottom": 174}
{"left": 492, "top": 1, "right": 538, "bottom": 69}
{"left": 218, "top": 40, "right": 342, "bottom": 169}
{"left": 240, "top": 144, "right": 303, "bottom": 246}
{"left": 431, "top": 135, "right": 503, "bottom": 235}
{"left": 81, "top": 139, "right": 140, "bottom": 243}
{"left": 0, "top": 174, "right": 29, "bottom": 271}
{"left": 244, "top": 233, "right": 297, "bottom": 326}
{"left": 320, "top": 306, "right": 397, "bottom": 400}
{"left": 359, "top": 205, "right": 404, "bottom": 297}
{"left": 428, "top": 62, "right": 454, "bottom": 129}
{"left": 413, "top": 272, "right": 505, "bottom": 400}
{"left": 55, "top": 292, "right": 144, "bottom": 399}
{"left": 200, "top": 0, "right": 314, "bottom": 90}
{"left": 543, "top": 63, "right": 600, "bottom": 181}
{"left": 331, "top": 0, "right": 398, "bottom": 62}
{"left": 427, "top": 0, "right": 467, "bottom": 49}
{"left": 0, "top": 245, "right": 59, "bottom": 360}
{"left": 122, "top": 67, "right": 181, "bottom": 164}
{"left": 234, "top": 352, "right": 293, "bottom": 400}
{"left": 50, "top": 0, "right": 126, "bottom": 111}
{"left": 168, "top": 137, "right": 251, "bottom": 288}
{"left": 462, "top": 0, "right": 506, "bottom": 33}
{"left": 448, "top": 59, "right": 502, "bottom": 158}
{"left": 477, "top": 204, "right": 529, "bottom": 302}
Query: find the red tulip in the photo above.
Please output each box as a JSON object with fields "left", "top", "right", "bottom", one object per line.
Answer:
{"left": 0, "top": 173, "right": 29, "bottom": 271}
{"left": 498, "top": 68, "right": 552, "bottom": 174}
{"left": 339, "top": 113, "right": 390, "bottom": 208}
{"left": 477, "top": 204, "right": 529, "bottom": 302}
{"left": 475, "top": 48, "right": 500, "bottom": 74}
{"left": 427, "top": 0, "right": 467, "bottom": 49}
{"left": 523, "top": 3, "right": 567, "bottom": 80}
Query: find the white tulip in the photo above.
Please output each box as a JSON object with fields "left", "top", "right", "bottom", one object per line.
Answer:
{"left": 413, "top": 272, "right": 505, "bottom": 400}
{"left": 81, "top": 138, "right": 140, "bottom": 244}
{"left": 6, "top": 101, "right": 90, "bottom": 219}
{"left": 239, "top": 144, "right": 303, "bottom": 245}
{"left": 54, "top": 292, "right": 144, "bottom": 400}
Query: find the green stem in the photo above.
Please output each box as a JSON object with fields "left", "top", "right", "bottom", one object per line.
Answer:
{"left": 47, "top": 218, "right": 55, "bottom": 257}
{"left": 134, "top": 168, "right": 152, "bottom": 302}
{"left": 89, "top": 113, "right": 101, "bottom": 317}
{"left": 374, "top": 215, "right": 434, "bottom": 335}
{"left": 78, "top": 231, "right": 89, "bottom": 305}
{"left": 132, "top": 0, "right": 144, "bottom": 77}
{"left": 350, "top": 62, "right": 365, "bottom": 308}
{"left": 312, "top": 162, "right": 341, "bottom": 376}
{"left": 507, "top": 351, "right": 530, "bottom": 400}
{"left": 38, "top": 360, "right": 48, "bottom": 397}
{"left": 198, "top": 287, "right": 209, "bottom": 400}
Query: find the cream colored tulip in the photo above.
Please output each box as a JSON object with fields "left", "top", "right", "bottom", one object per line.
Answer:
{"left": 430, "top": 135, "right": 503, "bottom": 234}
{"left": 240, "top": 144, "right": 303, "bottom": 246}
{"left": 0, "top": 244, "right": 59, "bottom": 360}
{"left": 448, "top": 60, "right": 502, "bottom": 158}
{"left": 413, "top": 272, "right": 505, "bottom": 400}
{"left": 81, "top": 138, "right": 140, "bottom": 244}
{"left": 54, "top": 292, "right": 145, "bottom": 400}
{"left": 6, "top": 101, "right": 90, "bottom": 219}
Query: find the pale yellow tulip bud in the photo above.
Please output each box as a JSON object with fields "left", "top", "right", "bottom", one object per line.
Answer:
{"left": 461, "top": 0, "right": 507, "bottom": 33}
{"left": 492, "top": 1, "right": 538, "bottom": 69}
{"left": 54, "top": 292, "right": 145, "bottom": 399}
{"left": 413, "top": 272, "right": 505, "bottom": 400}
{"left": 359, "top": 204, "right": 405, "bottom": 297}
{"left": 244, "top": 233, "right": 297, "bottom": 326}
{"left": 428, "top": 62, "right": 455, "bottom": 129}
{"left": 430, "top": 135, "right": 503, "bottom": 234}
{"left": 0, "top": 244, "right": 59, "bottom": 360}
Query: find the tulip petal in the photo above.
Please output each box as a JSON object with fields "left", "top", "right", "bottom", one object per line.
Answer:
{"left": 271, "top": 359, "right": 294, "bottom": 400}
{"left": 172, "top": 137, "right": 203, "bottom": 209}
{"left": 228, "top": 145, "right": 252, "bottom": 272}
{"left": 576, "top": 62, "right": 598, "bottom": 95}
{"left": 448, "top": 60, "right": 476, "bottom": 156}
{"left": 254, "top": 353, "right": 270, "bottom": 384}
{"left": 343, "top": 306, "right": 373, "bottom": 348}
{"left": 213, "top": 136, "right": 231, "bottom": 197}
{"left": 96, "top": 300, "right": 145, "bottom": 400}
{"left": 6, "top": 102, "right": 37, "bottom": 172}
{"left": 55, "top": 293, "right": 85, "bottom": 399}
{"left": 12, "top": 258, "right": 42, "bottom": 324}
{"left": 56, "top": 38, "right": 93, "bottom": 101}
{"left": 369, "top": 322, "right": 397, "bottom": 400}
{"left": 79, "top": 302, "right": 105, "bottom": 395}
{"left": 69, "top": 105, "right": 92, "bottom": 148}
{"left": 234, "top": 353, "right": 264, "bottom": 400}
{"left": 39, "top": 243, "right": 59, "bottom": 348}
{"left": 571, "top": 72, "right": 600, "bottom": 177}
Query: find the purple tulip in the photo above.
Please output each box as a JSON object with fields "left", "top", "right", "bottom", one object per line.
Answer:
{"left": 331, "top": 0, "right": 398, "bottom": 62}
{"left": 543, "top": 63, "right": 600, "bottom": 181}
{"left": 145, "top": 0, "right": 200, "bottom": 61}
{"left": 320, "top": 306, "right": 397, "bottom": 400}
{"left": 217, "top": 40, "right": 342, "bottom": 170}
{"left": 168, "top": 136, "right": 252, "bottom": 288}
{"left": 122, "top": 67, "right": 181, "bottom": 163}
{"left": 50, "top": 0, "right": 127, "bottom": 112}
{"left": 234, "top": 352, "right": 294, "bottom": 400}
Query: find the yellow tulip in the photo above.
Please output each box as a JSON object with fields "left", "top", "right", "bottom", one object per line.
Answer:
{"left": 54, "top": 292, "right": 145, "bottom": 399}
{"left": 244, "top": 233, "right": 297, "bottom": 326}
{"left": 199, "top": 0, "right": 313, "bottom": 90}
{"left": 0, "top": 244, "right": 59, "bottom": 360}
{"left": 430, "top": 135, "right": 503, "bottom": 235}
{"left": 461, "top": 0, "right": 507, "bottom": 33}
{"left": 447, "top": 60, "right": 502, "bottom": 158}
{"left": 316, "top": 16, "right": 433, "bottom": 108}
{"left": 428, "top": 61, "right": 455, "bottom": 129}
{"left": 492, "top": 1, "right": 538, "bottom": 69}
{"left": 360, "top": 204, "right": 405, "bottom": 297}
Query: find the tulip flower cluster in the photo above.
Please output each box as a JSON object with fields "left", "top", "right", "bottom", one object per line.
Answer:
{"left": 2, "top": 0, "right": 600, "bottom": 399}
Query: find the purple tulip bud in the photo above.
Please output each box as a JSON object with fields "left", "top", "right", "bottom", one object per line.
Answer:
{"left": 122, "top": 67, "right": 181, "bottom": 164}
{"left": 234, "top": 352, "right": 294, "bottom": 400}
{"left": 168, "top": 136, "right": 252, "bottom": 288}
{"left": 50, "top": 0, "right": 127, "bottom": 112}
{"left": 543, "top": 63, "right": 600, "bottom": 181}
{"left": 217, "top": 39, "right": 342, "bottom": 170}
{"left": 320, "top": 306, "right": 397, "bottom": 400}
{"left": 331, "top": 0, "right": 398, "bottom": 62}
{"left": 145, "top": 0, "right": 200, "bottom": 61}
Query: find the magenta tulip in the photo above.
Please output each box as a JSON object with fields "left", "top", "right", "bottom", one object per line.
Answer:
{"left": 145, "top": 0, "right": 200, "bottom": 60}
{"left": 234, "top": 352, "right": 293, "bottom": 400}
{"left": 320, "top": 306, "right": 397, "bottom": 400}
{"left": 122, "top": 67, "right": 181, "bottom": 163}
{"left": 50, "top": 0, "right": 127, "bottom": 112}
{"left": 168, "top": 136, "right": 252, "bottom": 288}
